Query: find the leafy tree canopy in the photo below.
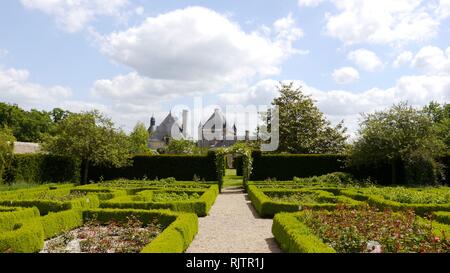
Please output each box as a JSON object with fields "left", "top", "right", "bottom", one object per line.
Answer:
{"left": 43, "top": 110, "right": 130, "bottom": 184}
{"left": 270, "top": 82, "right": 348, "bottom": 154}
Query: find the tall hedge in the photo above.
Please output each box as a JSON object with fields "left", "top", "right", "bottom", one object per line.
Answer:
{"left": 88, "top": 153, "right": 217, "bottom": 182}
{"left": 5, "top": 154, "right": 79, "bottom": 184}
{"left": 250, "top": 151, "right": 347, "bottom": 181}
{"left": 235, "top": 156, "right": 243, "bottom": 176}
{"left": 442, "top": 153, "right": 450, "bottom": 185}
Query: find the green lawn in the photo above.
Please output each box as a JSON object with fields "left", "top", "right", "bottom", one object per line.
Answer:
{"left": 223, "top": 169, "right": 243, "bottom": 187}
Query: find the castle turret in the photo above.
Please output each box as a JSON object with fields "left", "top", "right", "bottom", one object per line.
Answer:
{"left": 148, "top": 115, "right": 156, "bottom": 134}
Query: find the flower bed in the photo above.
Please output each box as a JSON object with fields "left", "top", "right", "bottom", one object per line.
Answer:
{"left": 41, "top": 215, "right": 163, "bottom": 253}
{"left": 273, "top": 206, "right": 450, "bottom": 253}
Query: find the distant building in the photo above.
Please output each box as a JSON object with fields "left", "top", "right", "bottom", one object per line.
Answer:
{"left": 13, "top": 142, "right": 41, "bottom": 154}
{"left": 148, "top": 109, "right": 251, "bottom": 150}
{"left": 148, "top": 110, "right": 188, "bottom": 150}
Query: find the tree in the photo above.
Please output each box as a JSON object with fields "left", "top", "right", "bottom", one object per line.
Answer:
{"left": 165, "top": 140, "right": 199, "bottom": 154}
{"left": 0, "top": 127, "right": 15, "bottom": 184}
{"left": 0, "top": 102, "right": 55, "bottom": 142}
{"left": 129, "top": 122, "right": 152, "bottom": 154}
{"left": 269, "top": 82, "right": 347, "bottom": 154}
{"left": 43, "top": 110, "right": 130, "bottom": 184}
{"left": 423, "top": 102, "right": 450, "bottom": 150}
{"left": 350, "top": 102, "right": 446, "bottom": 185}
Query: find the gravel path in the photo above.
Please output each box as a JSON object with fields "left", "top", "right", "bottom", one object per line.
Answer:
{"left": 186, "top": 187, "right": 282, "bottom": 253}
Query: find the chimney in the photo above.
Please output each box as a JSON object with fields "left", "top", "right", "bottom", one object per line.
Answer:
{"left": 245, "top": 130, "right": 250, "bottom": 141}
{"left": 182, "top": 110, "right": 188, "bottom": 137}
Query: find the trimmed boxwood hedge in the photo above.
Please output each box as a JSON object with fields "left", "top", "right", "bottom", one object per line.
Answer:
{"left": 250, "top": 152, "right": 347, "bottom": 181}
{"left": 99, "top": 186, "right": 219, "bottom": 217}
{"left": 4, "top": 154, "right": 79, "bottom": 184}
{"left": 0, "top": 217, "right": 44, "bottom": 253}
{"left": 0, "top": 207, "right": 40, "bottom": 231}
{"left": 272, "top": 212, "right": 335, "bottom": 253}
{"left": 248, "top": 185, "right": 363, "bottom": 218}
{"left": 234, "top": 156, "right": 243, "bottom": 176}
{"left": 83, "top": 208, "right": 198, "bottom": 253}
{"left": 339, "top": 189, "right": 450, "bottom": 216}
{"left": 433, "top": 211, "right": 450, "bottom": 225}
{"left": 40, "top": 209, "right": 84, "bottom": 239}
{"left": 0, "top": 194, "right": 100, "bottom": 215}
{"left": 87, "top": 154, "right": 217, "bottom": 182}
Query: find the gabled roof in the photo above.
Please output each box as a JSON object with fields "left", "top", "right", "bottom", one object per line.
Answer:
{"left": 150, "top": 112, "right": 184, "bottom": 141}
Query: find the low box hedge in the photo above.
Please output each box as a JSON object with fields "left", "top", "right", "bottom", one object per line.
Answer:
{"left": 83, "top": 208, "right": 198, "bottom": 253}
{"left": 99, "top": 186, "right": 219, "bottom": 217}
{"left": 1, "top": 208, "right": 198, "bottom": 253}
{"left": 272, "top": 212, "right": 335, "bottom": 253}
{"left": 248, "top": 186, "right": 363, "bottom": 218}
{"left": 339, "top": 189, "right": 450, "bottom": 215}
{"left": 40, "top": 209, "right": 84, "bottom": 239}
{"left": 0, "top": 218, "right": 44, "bottom": 253}
{"left": 0, "top": 194, "right": 100, "bottom": 215}
{"left": 433, "top": 211, "right": 450, "bottom": 225}
{"left": 0, "top": 207, "right": 40, "bottom": 231}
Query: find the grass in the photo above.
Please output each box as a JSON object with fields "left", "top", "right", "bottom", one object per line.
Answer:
{"left": 223, "top": 169, "right": 243, "bottom": 188}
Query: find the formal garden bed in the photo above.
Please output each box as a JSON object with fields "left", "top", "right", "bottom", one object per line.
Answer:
{"left": 272, "top": 205, "right": 450, "bottom": 253}
{"left": 0, "top": 207, "right": 198, "bottom": 253}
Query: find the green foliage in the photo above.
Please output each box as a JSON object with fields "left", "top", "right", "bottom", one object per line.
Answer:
{"left": 43, "top": 110, "right": 131, "bottom": 184}
{"left": 6, "top": 154, "right": 79, "bottom": 184}
{"left": 129, "top": 122, "right": 152, "bottom": 155}
{"left": 349, "top": 102, "right": 446, "bottom": 185}
{"left": 88, "top": 154, "right": 217, "bottom": 182}
{"left": 433, "top": 211, "right": 450, "bottom": 225}
{"left": 272, "top": 212, "right": 335, "bottom": 253}
{"left": 165, "top": 140, "right": 201, "bottom": 155}
{"left": 82, "top": 208, "right": 198, "bottom": 253}
{"left": 0, "top": 207, "right": 40, "bottom": 231}
{"left": 423, "top": 102, "right": 450, "bottom": 149}
{"left": 270, "top": 82, "right": 347, "bottom": 154}
{"left": 40, "top": 209, "right": 83, "bottom": 239}
{"left": 0, "top": 218, "right": 44, "bottom": 253}
{"left": 0, "top": 127, "right": 15, "bottom": 184}
{"left": 100, "top": 186, "right": 219, "bottom": 217}
{"left": 300, "top": 206, "right": 449, "bottom": 253}
{"left": 0, "top": 102, "right": 61, "bottom": 142}
{"left": 251, "top": 152, "right": 347, "bottom": 181}
{"left": 247, "top": 185, "right": 300, "bottom": 218}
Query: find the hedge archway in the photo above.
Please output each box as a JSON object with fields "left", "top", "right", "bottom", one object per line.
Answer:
{"left": 213, "top": 143, "right": 253, "bottom": 193}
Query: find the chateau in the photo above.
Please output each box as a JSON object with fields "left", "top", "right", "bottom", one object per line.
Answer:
{"left": 148, "top": 109, "right": 250, "bottom": 150}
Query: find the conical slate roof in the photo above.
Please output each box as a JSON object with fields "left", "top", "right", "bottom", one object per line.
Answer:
{"left": 150, "top": 112, "right": 184, "bottom": 141}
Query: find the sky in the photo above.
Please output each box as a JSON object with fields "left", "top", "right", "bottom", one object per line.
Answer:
{"left": 0, "top": 0, "right": 449, "bottom": 139}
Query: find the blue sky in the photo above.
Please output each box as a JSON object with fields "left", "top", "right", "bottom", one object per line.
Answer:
{"left": 1, "top": 0, "right": 449, "bottom": 138}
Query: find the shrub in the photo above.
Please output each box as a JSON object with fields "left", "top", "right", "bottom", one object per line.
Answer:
{"left": 88, "top": 154, "right": 216, "bottom": 182}
{"left": 250, "top": 152, "right": 347, "bottom": 181}
{"left": 100, "top": 186, "right": 219, "bottom": 217}
{"left": 235, "top": 156, "right": 243, "bottom": 176}
{"left": 0, "top": 207, "right": 40, "bottom": 231}
{"left": 83, "top": 208, "right": 198, "bottom": 253}
{"left": 0, "top": 218, "right": 44, "bottom": 253}
{"left": 272, "top": 212, "right": 335, "bottom": 253}
{"left": 40, "top": 209, "right": 84, "bottom": 239}
{"left": 434, "top": 211, "right": 450, "bottom": 225}
{"left": 5, "top": 154, "right": 79, "bottom": 184}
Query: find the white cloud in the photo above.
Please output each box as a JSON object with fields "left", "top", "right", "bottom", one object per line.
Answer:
{"left": 324, "top": 0, "right": 447, "bottom": 45}
{"left": 91, "top": 72, "right": 221, "bottom": 105}
{"left": 347, "top": 49, "right": 383, "bottom": 71}
{"left": 332, "top": 67, "right": 360, "bottom": 84}
{"left": 219, "top": 74, "right": 450, "bottom": 138}
{"left": 20, "top": 0, "right": 129, "bottom": 32}
{"left": 98, "top": 7, "right": 303, "bottom": 83}
{"left": 298, "top": 0, "right": 326, "bottom": 7}
{"left": 393, "top": 51, "right": 413, "bottom": 67}
{"left": 0, "top": 67, "right": 72, "bottom": 107}
{"left": 411, "top": 46, "right": 450, "bottom": 75}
